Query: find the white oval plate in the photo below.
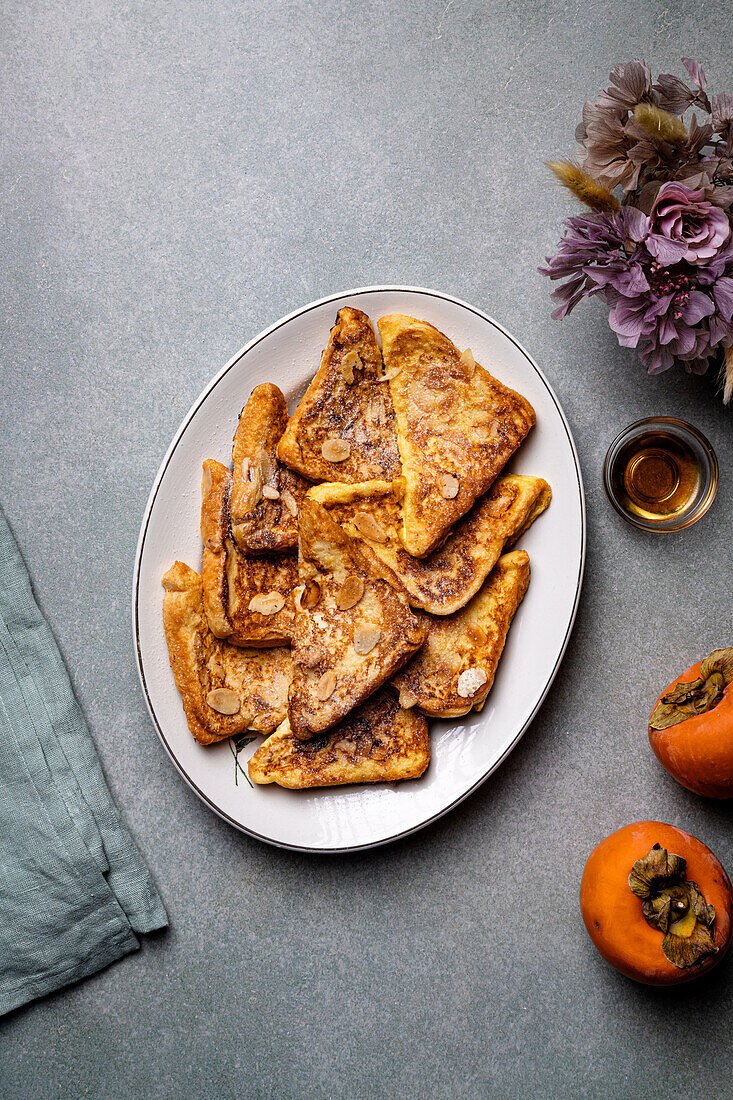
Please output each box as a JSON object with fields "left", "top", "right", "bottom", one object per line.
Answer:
{"left": 133, "top": 287, "right": 585, "bottom": 852}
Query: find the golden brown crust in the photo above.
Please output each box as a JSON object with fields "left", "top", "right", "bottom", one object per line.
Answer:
{"left": 288, "top": 498, "right": 428, "bottom": 739}
{"left": 201, "top": 460, "right": 233, "bottom": 638}
{"left": 225, "top": 542, "right": 297, "bottom": 646}
{"left": 229, "top": 383, "right": 308, "bottom": 552}
{"left": 201, "top": 459, "right": 297, "bottom": 646}
{"left": 276, "top": 307, "right": 401, "bottom": 484}
{"left": 378, "top": 314, "right": 536, "bottom": 557}
{"left": 309, "top": 474, "right": 550, "bottom": 615}
{"left": 392, "top": 551, "right": 531, "bottom": 718}
{"left": 248, "top": 688, "right": 430, "bottom": 788}
{"left": 162, "top": 561, "right": 292, "bottom": 745}
{"left": 505, "top": 482, "right": 553, "bottom": 545}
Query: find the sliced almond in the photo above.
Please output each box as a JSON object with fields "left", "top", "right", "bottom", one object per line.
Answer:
{"left": 297, "top": 579, "right": 320, "bottom": 610}
{"left": 315, "top": 670, "right": 337, "bottom": 701}
{"left": 456, "top": 667, "right": 489, "bottom": 698}
{"left": 341, "top": 349, "right": 360, "bottom": 383}
{"left": 353, "top": 625, "right": 381, "bottom": 655}
{"left": 243, "top": 457, "right": 263, "bottom": 508}
{"left": 262, "top": 485, "right": 280, "bottom": 500}
{"left": 321, "top": 437, "right": 351, "bottom": 462}
{"left": 336, "top": 574, "right": 365, "bottom": 611}
{"left": 375, "top": 366, "right": 402, "bottom": 383}
{"left": 438, "top": 473, "right": 459, "bottom": 499}
{"left": 248, "top": 591, "right": 286, "bottom": 616}
{"left": 398, "top": 688, "right": 418, "bottom": 709}
{"left": 459, "top": 347, "right": 477, "bottom": 377}
{"left": 333, "top": 736, "right": 357, "bottom": 753}
{"left": 281, "top": 489, "right": 298, "bottom": 516}
{"left": 206, "top": 687, "right": 241, "bottom": 715}
{"left": 201, "top": 464, "right": 212, "bottom": 497}
{"left": 353, "top": 511, "right": 388, "bottom": 543}
{"left": 257, "top": 450, "right": 276, "bottom": 484}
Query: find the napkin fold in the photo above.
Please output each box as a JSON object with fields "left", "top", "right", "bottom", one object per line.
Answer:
{"left": 0, "top": 506, "right": 167, "bottom": 1016}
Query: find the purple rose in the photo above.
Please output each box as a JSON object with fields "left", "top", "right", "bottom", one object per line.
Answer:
{"left": 646, "top": 182, "right": 730, "bottom": 265}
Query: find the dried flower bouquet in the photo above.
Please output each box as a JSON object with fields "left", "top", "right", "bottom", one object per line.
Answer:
{"left": 540, "top": 59, "right": 733, "bottom": 401}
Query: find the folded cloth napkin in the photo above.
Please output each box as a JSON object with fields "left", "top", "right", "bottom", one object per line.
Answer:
{"left": 0, "top": 506, "right": 167, "bottom": 1016}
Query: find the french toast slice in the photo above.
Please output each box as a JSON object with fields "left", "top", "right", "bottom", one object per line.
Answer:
{"left": 201, "top": 458, "right": 235, "bottom": 639}
{"left": 276, "top": 307, "right": 401, "bottom": 484}
{"left": 248, "top": 688, "right": 430, "bottom": 788}
{"left": 308, "top": 474, "right": 550, "bottom": 615}
{"left": 392, "top": 550, "right": 530, "bottom": 718}
{"left": 201, "top": 459, "right": 297, "bottom": 647}
{"left": 162, "top": 561, "right": 292, "bottom": 745}
{"left": 288, "top": 497, "right": 428, "bottom": 739}
{"left": 378, "top": 314, "right": 536, "bottom": 557}
{"left": 229, "top": 383, "right": 308, "bottom": 553}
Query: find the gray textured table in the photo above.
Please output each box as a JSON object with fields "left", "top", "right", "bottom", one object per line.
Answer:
{"left": 2, "top": 3, "right": 732, "bottom": 1097}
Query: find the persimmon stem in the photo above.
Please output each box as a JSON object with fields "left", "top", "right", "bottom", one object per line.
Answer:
{"left": 629, "top": 845, "right": 718, "bottom": 969}
{"left": 650, "top": 647, "right": 733, "bottom": 731}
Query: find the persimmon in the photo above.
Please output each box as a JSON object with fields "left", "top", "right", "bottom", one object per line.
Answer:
{"left": 649, "top": 647, "right": 733, "bottom": 799}
{"left": 580, "top": 821, "right": 732, "bottom": 985}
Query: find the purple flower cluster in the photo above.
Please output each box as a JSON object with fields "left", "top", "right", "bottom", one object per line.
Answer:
{"left": 541, "top": 187, "right": 733, "bottom": 373}
{"left": 542, "top": 58, "right": 733, "bottom": 381}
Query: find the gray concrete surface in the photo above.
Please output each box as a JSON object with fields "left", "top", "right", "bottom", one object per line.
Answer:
{"left": 2, "top": 2, "right": 732, "bottom": 1097}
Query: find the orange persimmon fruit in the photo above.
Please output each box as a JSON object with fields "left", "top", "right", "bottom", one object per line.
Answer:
{"left": 580, "top": 821, "right": 732, "bottom": 985}
{"left": 648, "top": 648, "right": 733, "bottom": 799}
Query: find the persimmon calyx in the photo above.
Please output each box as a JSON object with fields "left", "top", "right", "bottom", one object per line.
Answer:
{"left": 650, "top": 646, "right": 733, "bottom": 731}
{"left": 629, "top": 844, "right": 717, "bottom": 969}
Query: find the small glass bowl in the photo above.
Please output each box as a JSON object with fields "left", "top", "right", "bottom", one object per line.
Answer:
{"left": 603, "top": 416, "right": 718, "bottom": 533}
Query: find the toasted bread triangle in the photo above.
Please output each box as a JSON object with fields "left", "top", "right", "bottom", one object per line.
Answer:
{"left": 378, "top": 314, "right": 536, "bottom": 557}
{"left": 308, "top": 473, "right": 550, "bottom": 615}
{"left": 201, "top": 459, "right": 297, "bottom": 647}
{"left": 229, "top": 383, "right": 307, "bottom": 553}
{"left": 162, "top": 561, "right": 292, "bottom": 745}
{"left": 249, "top": 688, "right": 430, "bottom": 788}
{"left": 392, "top": 550, "right": 530, "bottom": 718}
{"left": 277, "top": 307, "right": 401, "bottom": 484}
{"left": 288, "top": 497, "right": 427, "bottom": 738}
{"left": 200, "top": 459, "right": 236, "bottom": 640}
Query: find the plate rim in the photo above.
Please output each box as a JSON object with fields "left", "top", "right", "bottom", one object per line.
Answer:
{"left": 132, "top": 284, "right": 586, "bottom": 854}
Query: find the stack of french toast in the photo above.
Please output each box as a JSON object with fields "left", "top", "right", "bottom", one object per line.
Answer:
{"left": 162, "top": 308, "right": 551, "bottom": 789}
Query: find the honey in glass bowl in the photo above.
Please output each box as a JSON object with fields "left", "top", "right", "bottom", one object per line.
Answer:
{"left": 603, "top": 417, "right": 718, "bottom": 532}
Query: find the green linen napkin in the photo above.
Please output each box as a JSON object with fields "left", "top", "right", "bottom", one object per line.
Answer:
{"left": 0, "top": 506, "right": 167, "bottom": 1016}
